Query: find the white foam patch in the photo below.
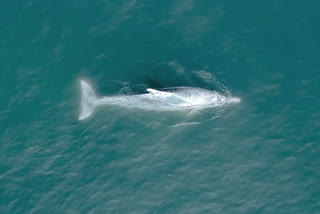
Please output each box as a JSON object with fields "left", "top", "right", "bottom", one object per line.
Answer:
{"left": 171, "top": 122, "right": 200, "bottom": 127}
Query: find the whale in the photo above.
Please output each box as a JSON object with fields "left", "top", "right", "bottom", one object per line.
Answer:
{"left": 78, "top": 80, "right": 240, "bottom": 120}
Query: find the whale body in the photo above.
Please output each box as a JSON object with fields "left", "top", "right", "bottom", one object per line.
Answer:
{"left": 78, "top": 80, "right": 240, "bottom": 120}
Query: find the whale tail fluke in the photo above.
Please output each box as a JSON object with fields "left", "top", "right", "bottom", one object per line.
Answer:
{"left": 79, "top": 80, "right": 98, "bottom": 120}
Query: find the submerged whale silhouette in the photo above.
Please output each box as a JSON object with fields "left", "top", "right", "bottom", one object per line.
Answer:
{"left": 78, "top": 80, "right": 240, "bottom": 120}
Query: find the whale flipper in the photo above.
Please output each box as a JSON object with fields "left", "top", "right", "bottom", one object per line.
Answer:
{"left": 146, "top": 88, "right": 172, "bottom": 97}
{"left": 79, "top": 80, "right": 97, "bottom": 120}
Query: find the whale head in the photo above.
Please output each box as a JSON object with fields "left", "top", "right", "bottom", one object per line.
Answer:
{"left": 228, "top": 97, "right": 241, "bottom": 103}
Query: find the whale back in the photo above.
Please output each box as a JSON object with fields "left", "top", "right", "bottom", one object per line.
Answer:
{"left": 78, "top": 81, "right": 240, "bottom": 120}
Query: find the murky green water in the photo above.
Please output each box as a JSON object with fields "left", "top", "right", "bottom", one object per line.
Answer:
{"left": 0, "top": 0, "right": 319, "bottom": 213}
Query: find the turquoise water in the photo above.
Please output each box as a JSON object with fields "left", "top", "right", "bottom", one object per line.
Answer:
{"left": 0, "top": 1, "right": 319, "bottom": 213}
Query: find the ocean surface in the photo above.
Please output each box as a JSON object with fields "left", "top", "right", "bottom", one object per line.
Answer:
{"left": 0, "top": 1, "right": 319, "bottom": 213}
